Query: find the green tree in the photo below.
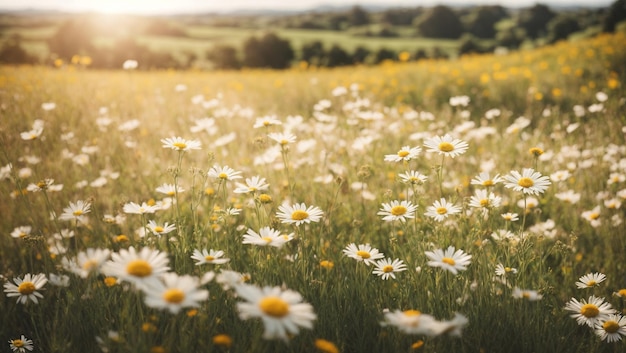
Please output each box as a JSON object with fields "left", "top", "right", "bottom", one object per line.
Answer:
{"left": 602, "top": 0, "right": 626, "bottom": 32}
{"left": 414, "top": 5, "right": 463, "bottom": 39}
{"left": 0, "top": 34, "right": 36, "bottom": 64}
{"left": 301, "top": 41, "right": 326, "bottom": 66}
{"left": 242, "top": 33, "right": 294, "bottom": 69}
{"left": 207, "top": 45, "right": 240, "bottom": 70}
{"left": 517, "top": 4, "right": 556, "bottom": 39}
{"left": 348, "top": 6, "right": 370, "bottom": 26}
{"left": 325, "top": 45, "right": 351, "bottom": 67}
{"left": 547, "top": 15, "right": 581, "bottom": 43}
{"left": 464, "top": 6, "right": 509, "bottom": 39}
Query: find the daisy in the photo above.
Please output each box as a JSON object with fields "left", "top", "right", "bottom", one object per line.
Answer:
{"left": 208, "top": 165, "right": 242, "bottom": 181}
{"left": 242, "top": 227, "right": 293, "bottom": 248}
{"left": 160, "top": 136, "right": 201, "bottom": 151}
{"left": 101, "top": 247, "right": 170, "bottom": 290}
{"left": 235, "top": 283, "right": 316, "bottom": 341}
{"left": 372, "top": 258, "right": 407, "bottom": 280}
{"left": 123, "top": 202, "right": 158, "bottom": 215}
{"left": 424, "top": 198, "right": 462, "bottom": 222}
{"left": 381, "top": 309, "right": 446, "bottom": 336}
{"left": 268, "top": 131, "right": 297, "bottom": 146}
{"left": 468, "top": 189, "right": 502, "bottom": 210}
{"left": 26, "top": 178, "right": 54, "bottom": 192}
{"left": 276, "top": 202, "right": 324, "bottom": 226}
{"left": 565, "top": 296, "right": 615, "bottom": 327}
{"left": 58, "top": 200, "right": 91, "bottom": 222}
{"left": 555, "top": 190, "right": 581, "bottom": 204}
{"left": 234, "top": 176, "right": 270, "bottom": 194}
{"left": 503, "top": 168, "right": 551, "bottom": 195}
{"left": 191, "top": 249, "right": 230, "bottom": 265}
{"left": 550, "top": 170, "right": 572, "bottom": 182}
{"left": 62, "top": 248, "right": 111, "bottom": 278}
{"left": 425, "top": 246, "right": 472, "bottom": 275}
{"left": 501, "top": 213, "right": 519, "bottom": 222}
{"left": 581, "top": 206, "right": 602, "bottom": 227}
{"left": 384, "top": 145, "right": 422, "bottom": 163}
{"left": 595, "top": 314, "right": 626, "bottom": 342}
{"left": 10, "top": 226, "right": 32, "bottom": 239}
{"left": 398, "top": 170, "right": 428, "bottom": 185}
{"left": 142, "top": 273, "right": 209, "bottom": 314}
{"left": 576, "top": 272, "right": 606, "bottom": 289}
{"left": 216, "top": 270, "right": 248, "bottom": 291}
{"left": 512, "top": 287, "right": 543, "bottom": 301}
{"left": 146, "top": 220, "right": 176, "bottom": 237}
{"left": 3, "top": 273, "right": 47, "bottom": 304}
{"left": 156, "top": 183, "right": 185, "bottom": 197}
{"left": 20, "top": 120, "right": 44, "bottom": 141}
{"left": 423, "top": 134, "right": 469, "bottom": 158}
{"left": 470, "top": 172, "right": 503, "bottom": 187}
{"left": 378, "top": 200, "right": 418, "bottom": 222}
{"left": 8, "top": 335, "right": 34, "bottom": 353}
{"left": 342, "top": 243, "right": 385, "bottom": 266}
{"left": 253, "top": 115, "right": 282, "bottom": 129}
{"left": 439, "top": 313, "right": 469, "bottom": 337}
{"left": 495, "top": 263, "right": 518, "bottom": 276}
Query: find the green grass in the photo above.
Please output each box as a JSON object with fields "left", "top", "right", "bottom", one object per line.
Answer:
{"left": 0, "top": 32, "right": 625, "bottom": 353}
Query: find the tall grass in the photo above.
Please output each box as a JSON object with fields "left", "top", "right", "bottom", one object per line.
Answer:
{"left": 1, "top": 32, "right": 625, "bottom": 353}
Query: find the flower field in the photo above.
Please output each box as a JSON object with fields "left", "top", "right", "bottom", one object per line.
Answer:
{"left": 1, "top": 32, "right": 626, "bottom": 353}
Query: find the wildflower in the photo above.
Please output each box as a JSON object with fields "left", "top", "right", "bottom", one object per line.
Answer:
{"left": 208, "top": 165, "right": 242, "bottom": 181}
{"left": 156, "top": 183, "right": 184, "bottom": 196}
{"left": 576, "top": 272, "right": 606, "bottom": 289}
{"left": 529, "top": 147, "right": 544, "bottom": 157}
{"left": 161, "top": 137, "right": 201, "bottom": 151}
{"left": 565, "top": 296, "right": 615, "bottom": 327}
{"left": 342, "top": 243, "right": 385, "bottom": 266}
{"left": 8, "top": 335, "right": 34, "bottom": 353}
{"left": 384, "top": 145, "right": 422, "bottom": 163}
{"left": 276, "top": 202, "right": 324, "bottom": 226}
{"left": 123, "top": 202, "right": 158, "bottom": 215}
{"left": 122, "top": 59, "right": 138, "bottom": 70}
{"left": 425, "top": 246, "right": 472, "bottom": 275}
{"left": 581, "top": 206, "right": 602, "bottom": 227}
{"left": 381, "top": 309, "right": 446, "bottom": 336}
{"left": 449, "top": 95, "right": 470, "bottom": 107}
{"left": 320, "top": 260, "right": 334, "bottom": 269}
{"left": 424, "top": 198, "right": 462, "bottom": 222}
{"left": 608, "top": 172, "right": 625, "bottom": 185}
{"left": 26, "top": 178, "right": 57, "bottom": 192}
{"left": 501, "top": 213, "right": 519, "bottom": 222}
{"left": 495, "top": 264, "right": 518, "bottom": 276}
{"left": 59, "top": 200, "right": 91, "bottom": 222}
{"left": 62, "top": 248, "right": 111, "bottom": 278}
{"left": 555, "top": 190, "right": 581, "bottom": 204}
{"left": 423, "top": 134, "right": 469, "bottom": 158}
{"left": 242, "top": 227, "right": 293, "bottom": 248}
{"left": 146, "top": 220, "right": 176, "bottom": 237}
{"left": 378, "top": 200, "right": 418, "bottom": 222}
{"left": 398, "top": 170, "right": 428, "bottom": 185}
{"left": 315, "top": 339, "right": 339, "bottom": 353}
{"left": 235, "top": 284, "right": 316, "bottom": 341}
{"left": 550, "top": 170, "right": 572, "bottom": 182}
{"left": 142, "top": 273, "right": 208, "bottom": 314}
{"left": 253, "top": 115, "right": 282, "bottom": 129}
{"left": 10, "top": 226, "right": 32, "bottom": 239}
{"left": 48, "top": 273, "right": 70, "bottom": 287}
{"left": 190, "top": 249, "right": 230, "bottom": 265}
{"left": 605, "top": 198, "right": 622, "bottom": 209}
{"left": 216, "top": 270, "right": 248, "bottom": 291}
{"left": 503, "top": 168, "right": 551, "bottom": 195}
{"left": 234, "top": 176, "right": 269, "bottom": 194}
{"left": 3, "top": 273, "right": 47, "bottom": 304}
{"left": 512, "top": 287, "right": 543, "bottom": 301}
{"left": 268, "top": 131, "right": 297, "bottom": 146}
{"left": 212, "top": 334, "right": 232, "bottom": 347}
{"left": 101, "top": 247, "right": 170, "bottom": 290}
{"left": 468, "top": 189, "right": 501, "bottom": 210}
{"left": 20, "top": 120, "right": 44, "bottom": 140}
{"left": 470, "top": 172, "right": 503, "bottom": 187}
{"left": 595, "top": 314, "right": 626, "bottom": 342}
{"left": 372, "top": 258, "right": 407, "bottom": 280}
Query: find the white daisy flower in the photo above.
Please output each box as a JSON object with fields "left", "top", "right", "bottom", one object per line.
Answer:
{"left": 9, "top": 335, "right": 34, "bottom": 353}
{"left": 495, "top": 263, "right": 518, "bottom": 276}
{"left": 503, "top": 168, "right": 551, "bottom": 195}
{"left": 3, "top": 273, "right": 47, "bottom": 304}
{"left": 123, "top": 202, "right": 159, "bottom": 215}
{"left": 594, "top": 314, "right": 626, "bottom": 342}
{"left": 565, "top": 296, "right": 615, "bottom": 327}
{"left": 424, "top": 198, "right": 461, "bottom": 222}
{"left": 242, "top": 227, "right": 293, "bottom": 248}
{"left": 101, "top": 247, "right": 170, "bottom": 290}
{"left": 342, "top": 243, "right": 385, "bottom": 266}
{"left": 512, "top": 287, "right": 543, "bottom": 301}
{"left": 372, "top": 258, "right": 407, "bottom": 280}
{"left": 468, "top": 189, "right": 501, "bottom": 210}
{"left": 470, "top": 172, "right": 503, "bottom": 187}
{"left": 398, "top": 170, "right": 428, "bottom": 185}
{"left": 234, "top": 176, "right": 270, "bottom": 194}
{"left": 268, "top": 132, "right": 297, "bottom": 146}
{"left": 377, "top": 200, "right": 418, "bottom": 222}
{"left": 425, "top": 246, "right": 472, "bottom": 275}
{"left": 384, "top": 145, "right": 422, "bottom": 163}
{"left": 191, "top": 249, "right": 230, "bottom": 265}
{"left": 142, "top": 273, "right": 209, "bottom": 314}
{"left": 276, "top": 202, "right": 324, "bottom": 226}
{"left": 156, "top": 183, "right": 185, "bottom": 196}
{"left": 146, "top": 220, "right": 176, "bottom": 237}
{"left": 208, "top": 165, "right": 242, "bottom": 181}
{"left": 161, "top": 136, "right": 201, "bottom": 151}
{"left": 423, "top": 134, "right": 469, "bottom": 158}
{"left": 62, "top": 248, "right": 111, "bottom": 278}
{"left": 576, "top": 272, "right": 606, "bottom": 289}
{"left": 58, "top": 200, "right": 91, "bottom": 222}
{"left": 381, "top": 309, "right": 446, "bottom": 336}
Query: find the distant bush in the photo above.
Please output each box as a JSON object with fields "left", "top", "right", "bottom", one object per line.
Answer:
{"left": 242, "top": 32, "right": 294, "bottom": 69}
{"left": 464, "top": 6, "right": 509, "bottom": 39}
{"left": 207, "top": 44, "right": 241, "bottom": 70}
{"left": 517, "top": 4, "right": 556, "bottom": 39}
{"left": 602, "top": 0, "right": 626, "bottom": 32}
{"left": 381, "top": 8, "right": 424, "bottom": 26}
{"left": 547, "top": 15, "right": 581, "bottom": 43}
{"left": 325, "top": 44, "right": 352, "bottom": 67}
{"left": 414, "top": 5, "right": 464, "bottom": 39}
{"left": 0, "top": 34, "right": 37, "bottom": 64}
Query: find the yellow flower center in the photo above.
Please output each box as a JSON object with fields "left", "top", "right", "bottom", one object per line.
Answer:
{"left": 173, "top": 142, "right": 187, "bottom": 149}
{"left": 82, "top": 260, "right": 99, "bottom": 271}
{"left": 205, "top": 255, "right": 215, "bottom": 261}
{"left": 212, "top": 334, "right": 233, "bottom": 347}
{"left": 163, "top": 288, "right": 185, "bottom": 304}
{"left": 73, "top": 210, "right": 83, "bottom": 216}
{"left": 218, "top": 173, "right": 228, "bottom": 179}
{"left": 280, "top": 139, "right": 289, "bottom": 145}
{"left": 404, "top": 310, "right": 421, "bottom": 317}
{"left": 291, "top": 210, "right": 309, "bottom": 221}
{"left": 263, "top": 120, "right": 270, "bottom": 126}
{"left": 391, "top": 205, "right": 407, "bottom": 216}
{"left": 618, "top": 289, "right": 626, "bottom": 297}
{"left": 37, "top": 181, "right": 48, "bottom": 189}
{"left": 436, "top": 207, "right": 448, "bottom": 215}
{"left": 167, "top": 191, "right": 175, "bottom": 196}
{"left": 356, "top": 250, "right": 371, "bottom": 259}
{"left": 19, "top": 232, "right": 27, "bottom": 238}
{"left": 482, "top": 180, "right": 494, "bottom": 186}
{"left": 18, "top": 281, "right": 36, "bottom": 295}
{"left": 479, "top": 199, "right": 490, "bottom": 207}
{"left": 589, "top": 212, "right": 600, "bottom": 220}
{"left": 505, "top": 267, "right": 513, "bottom": 273}
{"left": 382, "top": 265, "right": 394, "bottom": 273}
{"left": 11, "top": 340, "right": 24, "bottom": 348}
{"left": 586, "top": 280, "right": 597, "bottom": 287}
{"left": 397, "top": 150, "right": 410, "bottom": 157}
{"left": 580, "top": 303, "right": 599, "bottom": 318}
{"left": 603, "top": 320, "right": 620, "bottom": 333}
{"left": 442, "top": 257, "right": 456, "bottom": 266}
{"left": 529, "top": 147, "right": 544, "bottom": 156}
{"left": 259, "top": 296, "right": 289, "bottom": 317}
{"left": 126, "top": 260, "right": 153, "bottom": 277}
{"left": 518, "top": 177, "right": 534, "bottom": 188}
{"left": 259, "top": 194, "right": 272, "bottom": 203}
{"left": 154, "top": 226, "right": 164, "bottom": 233}
{"left": 262, "top": 236, "right": 273, "bottom": 243}
{"left": 438, "top": 142, "right": 454, "bottom": 152}
{"left": 115, "top": 235, "right": 129, "bottom": 242}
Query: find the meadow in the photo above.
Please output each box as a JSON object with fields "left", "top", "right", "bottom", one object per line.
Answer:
{"left": 1, "top": 31, "right": 626, "bottom": 353}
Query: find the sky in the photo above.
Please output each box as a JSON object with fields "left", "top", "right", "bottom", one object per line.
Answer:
{"left": 0, "top": 0, "right": 613, "bottom": 15}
